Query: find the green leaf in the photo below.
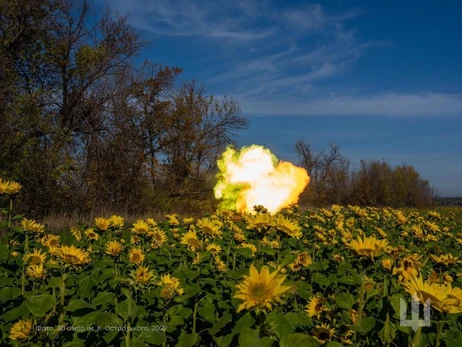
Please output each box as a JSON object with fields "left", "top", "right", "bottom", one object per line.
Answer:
{"left": 136, "top": 330, "right": 166, "bottom": 345}
{"left": 280, "top": 333, "right": 320, "bottom": 347}
{"left": 198, "top": 300, "right": 216, "bottom": 323}
{"left": 336, "top": 261, "right": 351, "bottom": 276}
{"left": 183, "top": 268, "right": 199, "bottom": 280}
{"left": 232, "top": 313, "right": 255, "bottom": 336}
{"left": 334, "top": 292, "right": 355, "bottom": 309}
{"left": 183, "top": 284, "right": 200, "bottom": 299}
{"left": 73, "top": 311, "right": 121, "bottom": 328}
{"left": 0, "top": 243, "right": 9, "bottom": 261}
{"left": 390, "top": 293, "right": 406, "bottom": 318}
{"left": 261, "top": 247, "right": 276, "bottom": 256}
{"left": 338, "top": 275, "right": 361, "bottom": 285}
{"left": 62, "top": 341, "right": 85, "bottom": 347}
{"left": 177, "top": 330, "right": 199, "bottom": 347}
{"left": 1, "top": 302, "right": 28, "bottom": 322}
{"left": 210, "top": 312, "right": 232, "bottom": 336}
{"left": 312, "top": 273, "right": 330, "bottom": 287}
{"left": 92, "top": 291, "right": 114, "bottom": 307}
{"left": 26, "top": 294, "right": 56, "bottom": 317}
{"left": 0, "top": 286, "right": 20, "bottom": 303}
{"left": 366, "top": 288, "right": 382, "bottom": 301}
{"left": 67, "top": 299, "right": 92, "bottom": 312}
{"left": 166, "top": 315, "right": 184, "bottom": 326}
{"left": 238, "top": 328, "right": 273, "bottom": 347}
{"left": 326, "top": 342, "right": 345, "bottom": 347}
{"left": 236, "top": 247, "right": 253, "bottom": 258}
{"left": 284, "top": 312, "right": 312, "bottom": 328}
{"left": 48, "top": 276, "right": 63, "bottom": 288}
{"left": 280, "top": 254, "right": 298, "bottom": 267}
{"left": 267, "top": 313, "right": 294, "bottom": 339}
{"left": 351, "top": 317, "right": 376, "bottom": 334}
{"left": 443, "top": 329, "right": 462, "bottom": 347}
{"left": 378, "top": 321, "right": 397, "bottom": 345}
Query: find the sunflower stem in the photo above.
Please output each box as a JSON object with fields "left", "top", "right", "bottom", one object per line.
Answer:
{"left": 356, "top": 266, "right": 367, "bottom": 340}
{"left": 59, "top": 272, "right": 67, "bottom": 326}
{"left": 411, "top": 326, "right": 422, "bottom": 347}
{"left": 7, "top": 197, "right": 13, "bottom": 233}
{"left": 21, "top": 232, "right": 29, "bottom": 295}
{"left": 435, "top": 317, "right": 444, "bottom": 347}
{"left": 125, "top": 287, "right": 133, "bottom": 347}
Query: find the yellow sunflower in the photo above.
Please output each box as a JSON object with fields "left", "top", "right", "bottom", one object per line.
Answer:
{"left": 206, "top": 243, "right": 222, "bottom": 255}
{"left": 382, "top": 258, "right": 393, "bottom": 271}
{"left": 129, "top": 247, "right": 145, "bottom": 264}
{"left": 402, "top": 275, "right": 448, "bottom": 312}
{"left": 70, "top": 227, "right": 82, "bottom": 242}
{"left": 273, "top": 215, "right": 302, "bottom": 239}
{"left": 165, "top": 214, "right": 180, "bottom": 226}
{"left": 196, "top": 217, "right": 223, "bottom": 237}
{"left": 131, "top": 220, "right": 150, "bottom": 234}
{"left": 95, "top": 217, "right": 110, "bottom": 231}
{"left": 183, "top": 217, "right": 195, "bottom": 224}
{"left": 26, "top": 249, "right": 47, "bottom": 266}
{"left": 347, "top": 235, "right": 388, "bottom": 258}
{"left": 57, "top": 245, "right": 91, "bottom": 266}
{"left": 157, "top": 274, "right": 183, "bottom": 299}
{"left": 21, "top": 219, "right": 45, "bottom": 233}
{"left": 181, "top": 230, "right": 201, "bottom": 251}
{"left": 442, "top": 285, "right": 462, "bottom": 313}
{"left": 85, "top": 228, "right": 99, "bottom": 241}
{"left": 9, "top": 319, "right": 32, "bottom": 340}
{"left": 375, "top": 227, "right": 387, "bottom": 238}
{"left": 149, "top": 229, "right": 168, "bottom": 248}
{"left": 214, "top": 256, "right": 227, "bottom": 272}
{"left": 305, "top": 295, "right": 326, "bottom": 318}
{"left": 133, "top": 266, "right": 155, "bottom": 285}
{"left": 40, "top": 234, "right": 60, "bottom": 248}
{"left": 109, "top": 215, "right": 124, "bottom": 228}
{"left": 26, "top": 263, "right": 47, "bottom": 280}
{"left": 234, "top": 264, "right": 291, "bottom": 313}
{"left": 240, "top": 242, "right": 257, "bottom": 256}
{"left": 105, "top": 241, "right": 123, "bottom": 256}
{"left": 312, "top": 323, "right": 335, "bottom": 344}
{"left": 244, "top": 213, "right": 274, "bottom": 232}
{"left": 430, "top": 254, "right": 460, "bottom": 266}
{"left": 0, "top": 178, "right": 21, "bottom": 194}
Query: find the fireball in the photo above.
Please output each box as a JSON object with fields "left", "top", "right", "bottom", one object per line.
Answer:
{"left": 214, "top": 145, "right": 309, "bottom": 214}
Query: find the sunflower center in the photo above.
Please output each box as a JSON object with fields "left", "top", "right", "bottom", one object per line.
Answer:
{"left": 155, "top": 233, "right": 163, "bottom": 241}
{"left": 250, "top": 283, "right": 268, "bottom": 299}
{"left": 63, "top": 254, "right": 80, "bottom": 264}
{"left": 188, "top": 238, "right": 199, "bottom": 247}
{"left": 132, "top": 254, "right": 141, "bottom": 262}
{"left": 319, "top": 332, "right": 330, "bottom": 340}
{"left": 31, "top": 256, "right": 42, "bottom": 265}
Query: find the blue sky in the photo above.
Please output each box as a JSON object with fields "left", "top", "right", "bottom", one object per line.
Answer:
{"left": 99, "top": 0, "right": 462, "bottom": 196}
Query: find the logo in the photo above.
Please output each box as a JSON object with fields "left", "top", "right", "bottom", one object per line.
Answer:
{"left": 399, "top": 293, "right": 431, "bottom": 332}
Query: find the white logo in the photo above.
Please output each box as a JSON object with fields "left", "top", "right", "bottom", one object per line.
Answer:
{"left": 399, "top": 293, "right": 431, "bottom": 332}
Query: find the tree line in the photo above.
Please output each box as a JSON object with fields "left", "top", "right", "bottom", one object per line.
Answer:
{"left": 0, "top": 0, "right": 436, "bottom": 218}
{"left": 295, "top": 141, "right": 437, "bottom": 208}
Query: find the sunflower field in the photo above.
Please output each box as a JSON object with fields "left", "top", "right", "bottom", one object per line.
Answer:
{"left": 1, "top": 179, "right": 462, "bottom": 346}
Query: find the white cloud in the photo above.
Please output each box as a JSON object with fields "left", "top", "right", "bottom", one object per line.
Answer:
{"left": 239, "top": 93, "right": 462, "bottom": 117}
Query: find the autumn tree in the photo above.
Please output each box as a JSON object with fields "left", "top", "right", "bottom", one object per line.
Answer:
{"left": 295, "top": 140, "right": 350, "bottom": 205}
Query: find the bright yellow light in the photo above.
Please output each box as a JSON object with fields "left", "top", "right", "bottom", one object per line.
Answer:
{"left": 214, "top": 145, "right": 310, "bottom": 214}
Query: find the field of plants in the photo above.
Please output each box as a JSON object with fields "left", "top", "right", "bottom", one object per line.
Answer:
{"left": 1, "top": 178, "right": 462, "bottom": 346}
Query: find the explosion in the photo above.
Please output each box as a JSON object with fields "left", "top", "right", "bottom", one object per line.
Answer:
{"left": 214, "top": 145, "right": 310, "bottom": 214}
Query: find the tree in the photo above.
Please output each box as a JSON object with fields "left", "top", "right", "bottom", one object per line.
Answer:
{"left": 295, "top": 140, "right": 350, "bottom": 205}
